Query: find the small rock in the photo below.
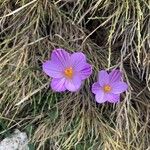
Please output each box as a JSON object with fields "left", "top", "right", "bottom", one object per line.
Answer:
{"left": 0, "top": 129, "right": 29, "bottom": 150}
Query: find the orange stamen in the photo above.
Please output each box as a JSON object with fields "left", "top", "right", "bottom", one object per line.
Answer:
{"left": 64, "top": 67, "right": 73, "bottom": 78}
{"left": 103, "top": 85, "right": 112, "bottom": 92}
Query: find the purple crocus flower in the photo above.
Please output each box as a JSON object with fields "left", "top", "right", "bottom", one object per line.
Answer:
{"left": 92, "top": 70, "right": 128, "bottom": 103}
{"left": 42, "top": 48, "right": 92, "bottom": 92}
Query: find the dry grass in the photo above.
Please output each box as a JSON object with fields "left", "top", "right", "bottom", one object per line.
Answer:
{"left": 0, "top": 0, "right": 150, "bottom": 149}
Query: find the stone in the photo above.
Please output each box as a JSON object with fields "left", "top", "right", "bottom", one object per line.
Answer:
{"left": 0, "top": 129, "right": 29, "bottom": 150}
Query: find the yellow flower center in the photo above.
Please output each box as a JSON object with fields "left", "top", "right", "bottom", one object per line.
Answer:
{"left": 103, "top": 85, "right": 112, "bottom": 92}
{"left": 64, "top": 67, "right": 73, "bottom": 78}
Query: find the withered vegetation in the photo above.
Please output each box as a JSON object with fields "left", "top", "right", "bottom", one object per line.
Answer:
{"left": 0, "top": 0, "right": 150, "bottom": 149}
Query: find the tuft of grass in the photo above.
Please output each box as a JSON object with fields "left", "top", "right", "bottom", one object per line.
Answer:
{"left": 0, "top": 0, "right": 150, "bottom": 149}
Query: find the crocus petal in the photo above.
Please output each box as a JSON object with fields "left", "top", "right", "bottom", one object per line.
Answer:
{"left": 109, "top": 69, "right": 122, "bottom": 83}
{"left": 65, "top": 75, "right": 82, "bottom": 92}
{"left": 51, "top": 49, "right": 71, "bottom": 68}
{"left": 92, "top": 82, "right": 101, "bottom": 94}
{"left": 104, "top": 93, "right": 120, "bottom": 103}
{"left": 77, "top": 63, "right": 92, "bottom": 80}
{"left": 111, "top": 81, "right": 128, "bottom": 94}
{"left": 95, "top": 90, "right": 105, "bottom": 103}
{"left": 70, "top": 52, "right": 92, "bottom": 79}
{"left": 98, "top": 70, "right": 109, "bottom": 86}
{"left": 71, "top": 52, "right": 86, "bottom": 67}
{"left": 42, "top": 60, "right": 63, "bottom": 78}
{"left": 51, "top": 78, "right": 66, "bottom": 92}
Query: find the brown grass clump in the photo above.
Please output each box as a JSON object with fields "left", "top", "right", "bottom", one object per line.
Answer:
{"left": 0, "top": 0, "right": 150, "bottom": 149}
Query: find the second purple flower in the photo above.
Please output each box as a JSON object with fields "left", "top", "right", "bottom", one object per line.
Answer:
{"left": 43, "top": 48, "right": 92, "bottom": 92}
{"left": 92, "top": 70, "right": 128, "bottom": 103}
